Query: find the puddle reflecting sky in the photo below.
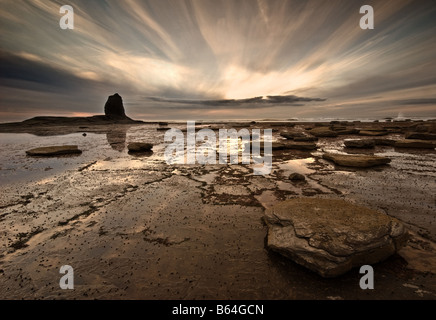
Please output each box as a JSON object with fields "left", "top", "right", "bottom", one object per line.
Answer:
{"left": 0, "top": 127, "right": 272, "bottom": 186}
{"left": 0, "top": 129, "right": 156, "bottom": 186}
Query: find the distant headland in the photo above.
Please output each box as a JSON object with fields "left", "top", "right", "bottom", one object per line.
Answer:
{"left": 0, "top": 93, "right": 143, "bottom": 131}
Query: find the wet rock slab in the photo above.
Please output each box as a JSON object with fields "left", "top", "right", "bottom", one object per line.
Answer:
{"left": 289, "top": 173, "right": 306, "bottom": 181}
{"left": 294, "top": 136, "right": 318, "bottom": 142}
{"left": 263, "top": 198, "right": 408, "bottom": 278}
{"left": 405, "top": 132, "right": 436, "bottom": 140}
{"left": 308, "top": 127, "right": 338, "bottom": 137}
{"left": 373, "top": 138, "right": 397, "bottom": 146}
{"left": 280, "top": 131, "right": 307, "bottom": 140}
{"left": 335, "top": 128, "right": 360, "bottom": 135}
{"left": 322, "top": 152, "right": 391, "bottom": 168}
{"left": 344, "top": 139, "right": 375, "bottom": 148}
{"left": 280, "top": 131, "right": 317, "bottom": 142}
{"left": 394, "top": 139, "right": 435, "bottom": 149}
{"left": 127, "top": 142, "right": 153, "bottom": 152}
{"left": 358, "top": 130, "right": 389, "bottom": 136}
{"left": 272, "top": 141, "right": 317, "bottom": 150}
{"left": 26, "top": 145, "right": 82, "bottom": 156}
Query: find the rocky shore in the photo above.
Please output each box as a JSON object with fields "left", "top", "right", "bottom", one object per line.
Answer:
{"left": 0, "top": 113, "right": 435, "bottom": 299}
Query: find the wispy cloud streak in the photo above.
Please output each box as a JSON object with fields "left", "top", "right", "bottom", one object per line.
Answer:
{"left": 0, "top": 0, "right": 435, "bottom": 121}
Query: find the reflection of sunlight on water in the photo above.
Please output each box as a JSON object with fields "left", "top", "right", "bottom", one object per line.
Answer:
{"left": 196, "top": 172, "right": 218, "bottom": 184}
{"left": 249, "top": 163, "right": 272, "bottom": 176}
{"left": 217, "top": 136, "right": 244, "bottom": 152}
{"left": 35, "top": 176, "right": 58, "bottom": 185}
{"left": 276, "top": 180, "right": 299, "bottom": 192}
{"left": 0, "top": 130, "right": 153, "bottom": 186}
{"left": 0, "top": 133, "right": 40, "bottom": 144}
{"left": 254, "top": 190, "right": 279, "bottom": 209}
{"left": 0, "top": 127, "right": 274, "bottom": 185}
{"left": 91, "top": 159, "right": 149, "bottom": 170}
{"left": 279, "top": 158, "right": 315, "bottom": 175}
{"left": 0, "top": 132, "right": 107, "bottom": 186}
{"left": 168, "top": 135, "right": 263, "bottom": 164}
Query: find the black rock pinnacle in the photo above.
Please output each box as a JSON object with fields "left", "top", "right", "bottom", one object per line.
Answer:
{"left": 104, "top": 93, "right": 126, "bottom": 118}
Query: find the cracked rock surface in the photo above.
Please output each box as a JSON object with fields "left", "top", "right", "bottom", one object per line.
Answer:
{"left": 264, "top": 198, "right": 408, "bottom": 277}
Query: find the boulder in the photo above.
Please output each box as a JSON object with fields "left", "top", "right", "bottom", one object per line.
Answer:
{"left": 405, "top": 132, "right": 436, "bottom": 140}
{"left": 128, "top": 143, "right": 153, "bottom": 152}
{"left": 26, "top": 145, "right": 82, "bottom": 156}
{"left": 289, "top": 173, "right": 306, "bottom": 181}
{"left": 272, "top": 142, "right": 317, "bottom": 150}
{"left": 322, "top": 153, "right": 391, "bottom": 167}
{"left": 104, "top": 93, "right": 126, "bottom": 118}
{"left": 344, "top": 139, "right": 375, "bottom": 148}
{"left": 309, "top": 127, "right": 338, "bottom": 137}
{"left": 394, "top": 139, "right": 435, "bottom": 149}
{"left": 263, "top": 198, "right": 408, "bottom": 278}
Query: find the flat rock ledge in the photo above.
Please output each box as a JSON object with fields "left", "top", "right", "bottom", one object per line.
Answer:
{"left": 26, "top": 145, "right": 82, "bottom": 156}
{"left": 405, "top": 132, "right": 436, "bottom": 140}
{"left": 272, "top": 141, "right": 317, "bottom": 150}
{"left": 307, "top": 127, "right": 338, "bottom": 137}
{"left": 322, "top": 152, "right": 391, "bottom": 168}
{"left": 394, "top": 139, "right": 435, "bottom": 149}
{"left": 344, "top": 139, "right": 375, "bottom": 148}
{"left": 263, "top": 198, "right": 408, "bottom": 278}
{"left": 358, "top": 130, "right": 389, "bottom": 136}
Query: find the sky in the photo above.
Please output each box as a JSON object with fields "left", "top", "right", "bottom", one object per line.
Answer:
{"left": 1, "top": 0, "right": 436, "bottom": 122}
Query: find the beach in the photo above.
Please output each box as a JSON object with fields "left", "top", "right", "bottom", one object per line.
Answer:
{"left": 0, "top": 120, "right": 435, "bottom": 299}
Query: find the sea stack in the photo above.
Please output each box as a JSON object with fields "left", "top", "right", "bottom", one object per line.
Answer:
{"left": 104, "top": 93, "right": 126, "bottom": 118}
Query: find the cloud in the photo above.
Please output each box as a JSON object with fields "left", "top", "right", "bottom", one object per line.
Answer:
{"left": 147, "top": 95, "right": 326, "bottom": 109}
{"left": 0, "top": 50, "right": 104, "bottom": 93}
{"left": 396, "top": 99, "right": 436, "bottom": 105}
{"left": 1, "top": 0, "right": 436, "bottom": 121}
{"left": 0, "top": 50, "right": 127, "bottom": 118}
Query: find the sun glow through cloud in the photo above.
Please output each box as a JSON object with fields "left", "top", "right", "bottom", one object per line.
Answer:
{"left": 0, "top": 0, "right": 435, "bottom": 121}
{"left": 221, "top": 65, "right": 318, "bottom": 100}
